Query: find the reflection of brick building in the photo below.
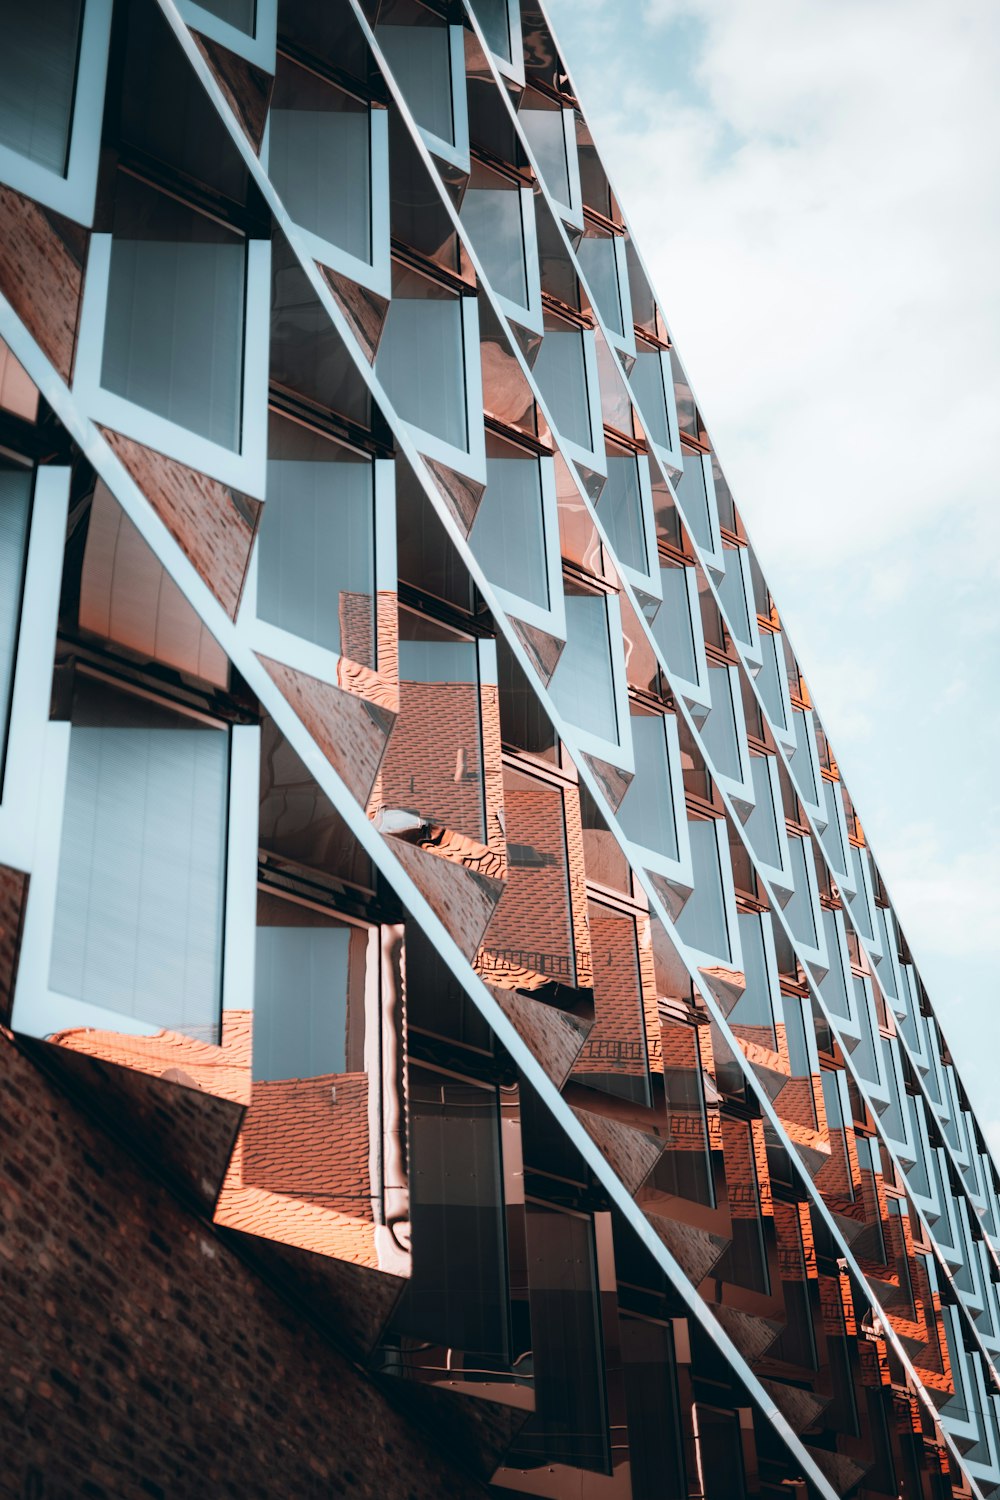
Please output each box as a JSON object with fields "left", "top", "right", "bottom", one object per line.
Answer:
{"left": 377, "top": 680, "right": 486, "bottom": 841}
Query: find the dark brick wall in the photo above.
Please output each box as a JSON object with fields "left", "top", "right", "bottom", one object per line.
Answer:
{"left": 0, "top": 1032, "right": 489, "bottom": 1500}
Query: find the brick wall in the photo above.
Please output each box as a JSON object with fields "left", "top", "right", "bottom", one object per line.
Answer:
{"left": 0, "top": 1031, "right": 488, "bottom": 1500}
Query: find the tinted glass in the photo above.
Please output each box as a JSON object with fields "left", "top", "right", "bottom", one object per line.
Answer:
{"left": 675, "top": 818, "right": 729, "bottom": 960}
{"left": 700, "top": 666, "right": 742, "bottom": 782}
{"left": 654, "top": 565, "right": 698, "bottom": 682}
{"left": 598, "top": 456, "right": 647, "bottom": 574}
{"left": 532, "top": 330, "right": 592, "bottom": 450}
{"left": 573, "top": 903, "right": 651, "bottom": 1107}
{"left": 617, "top": 715, "right": 678, "bottom": 861}
{"left": 198, "top": 0, "right": 255, "bottom": 32}
{"left": 0, "top": 468, "right": 31, "bottom": 781}
{"left": 0, "top": 0, "right": 82, "bottom": 174}
{"left": 549, "top": 593, "right": 618, "bottom": 744}
{"left": 460, "top": 187, "right": 527, "bottom": 304}
{"left": 377, "top": 294, "right": 468, "bottom": 450}
{"left": 471, "top": 456, "right": 548, "bottom": 607}
{"left": 629, "top": 352, "right": 672, "bottom": 449}
{"left": 471, "top": 0, "right": 512, "bottom": 59}
{"left": 102, "top": 174, "right": 246, "bottom": 449}
{"left": 520, "top": 107, "right": 570, "bottom": 204}
{"left": 577, "top": 235, "right": 623, "bottom": 336}
{"left": 376, "top": 25, "right": 454, "bottom": 144}
{"left": 269, "top": 58, "right": 371, "bottom": 261}
{"left": 254, "top": 911, "right": 368, "bottom": 1081}
{"left": 745, "top": 755, "right": 782, "bottom": 867}
{"left": 674, "top": 451, "right": 713, "bottom": 550}
{"left": 259, "top": 417, "right": 375, "bottom": 665}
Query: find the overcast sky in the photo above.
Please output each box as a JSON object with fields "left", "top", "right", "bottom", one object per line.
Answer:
{"left": 544, "top": 0, "right": 1000, "bottom": 1141}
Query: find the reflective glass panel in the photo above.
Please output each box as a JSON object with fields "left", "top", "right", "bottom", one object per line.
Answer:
{"left": 480, "top": 767, "right": 575, "bottom": 985}
{"left": 259, "top": 416, "right": 375, "bottom": 666}
{"left": 0, "top": 468, "right": 31, "bottom": 779}
{"left": 460, "top": 187, "right": 527, "bottom": 305}
{"left": 50, "top": 678, "right": 228, "bottom": 1040}
{"left": 573, "top": 902, "right": 651, "bottom": 1106}
{"left": 532, "top": 329, "right": 592, "bottom": 450}
{"left": 653, "top": 565, "right": 698, "bottom": 682}
{"left": 375, "top": 25, "right": 454, "bottom": 144}
{"left": 729, "top": 914, "right": 776, "bottom": 1043}
{"left": 785, "top": 835, "right": 818, "bottom": 947}
{"left": 598, "top": 456, "right": 647, "bottom": 574}
{"left": 629, "top": 352, "right": 672, "bottom": 450}
{"left": 674, "top": 452, "right": 712, "bottom": 551}
{"left": 269, "top": 57, "right": 371, "bottom": 262}
{"left": 0, "top": 0, "right": 82, "bottom": 174}
{"left": 700, "top": 666, "right": 742, "bottom": 782}
{"left": 520, "top": 107, "right": 570, "bottom": 205}
{"left": 254, "top": 907, "right": 368, "bottom": 1082}
{"left": 745, "top": 755, "right": 782, "bottom": 867}
{"left": 471, "top": 0, "right": 512, "bottom": 59}
{"left": 377, "top": 288, "right": 468, "bottom": 450}
{"left": 617, "top": 714, "right": 678, "bottom": 861}
{"left": 621, "top": 1318, "right": 687, "bottom": 1500}
{"left": 470, "top": 454, "right": 548, "bottom": 608}
{"left": 198, "top": 0, "right": 255, "bottom": 32}
{"left": 577, "top": 234, "right": 623, "bottom": 336}
{"left": 102, "top": 174, "right": 246, "bottom": 449}
{"left": 549, "top": 593, "right": 618, "bottom": 743}
{"left": 648, "top": 1022, "right": 714, "bottom": 1206}
{"left": 716, "top": 547, "right": 752, "bottom": 644}
{"left": 756, "top": 631, "right": 788, "bottom": 729}
{"left": 674, "top": 818, "right": 729, "bottom": 960}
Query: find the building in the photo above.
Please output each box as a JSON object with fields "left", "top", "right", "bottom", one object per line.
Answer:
{"left": 0, "top": 1, "right": 997, "bottom": 1497}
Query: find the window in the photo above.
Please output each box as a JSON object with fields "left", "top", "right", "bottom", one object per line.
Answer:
{"left": 621, "top": 1317, "right": 687, "bottom": 1500}
{"left": 756, "top": 630, "right": 792, "bottom": 738}
{"left": 376, "top": 267, "right": 482, "bottom": 465}
{"left": 269, "top": 56, "right": 374, "bottom": 266}
{"left": 194, "top": 0, "right": 254, "bottom": 33}
{"left": 519, "top": 101, "right": 579, "bottom": 221}
{"left": 101, "top": 175, "right": 245, "bottom": 450}
{"left": 629, "top": 349, "right": 676, "bottom": 456}
{"left": 254, "top": 894, "right": 369, "bottom": 1082}
{"left": 717, "top": 1118, "right": 770, "bottom": 1293}
{"left": 674, "top": 817, "right": 732, "bottom": 964}
{"left": 549, "top": 591, "right": 620, "bottom": 748}
{"left": 459, "top": 161, "right": 539, "bottom": 324}
{"left": 0, "top": 0, "right": 110, "bottom": 222}
{"left": 49, "top": 676, "right": 229, "bottom": 1040}
{"left": 744, "top": 754, "right": 784, "bottom": 872}
{"left": 470, "top": 0, "right": 514, "bottom": 62}
{"left": 700, "top": 664, "right": 748, "bottom": 788}
{"left": 375, "top": 18, "right": 468, "bottom": 168}
{"left": 653, "top": 563, "right": 704, "bottom": 693}
{"left": 532, "top": 326, "right": 596, "bottom": 453}
{"left": 784, "top": 834, "right": 820, "bottom": 950}
{"left": 470, "top": 445, "right": 550, "bottom": 610}
{"left": 577, "top": 231, "right": 626, "bottom": 339}
{"left": 617, "top": 714, "right": 680, "bottom": 865}
{"left": 648, "top": 1021, "right": 715, "bottom": 1206}
{"left": 572, "top": 902, "right": 652, "bottom": 1107}
{"left": 256, "top": 414, "right": 375, "bottom": 667}
{"left": 0, "top": 467, "right": 32, "bottom": 790}
{"left": 598, "top": 455, "right": 653, "bottom": 580}
{"left": 176, "top": 0, "right": 277, "bottom": 70}
{"left": 674, "top": 449, "right": 718, "bottom": 558}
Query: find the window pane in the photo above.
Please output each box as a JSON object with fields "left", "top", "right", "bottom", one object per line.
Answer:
{"left": 375, "top": 25, "right": 454, "bottom": 144}
{"left": 649, "top": 1022, "right": 714, "bottom": 1206}
{"left": 577, "top": 235, "right": 623, "bottom": 336}
{"left": 520, "top": 107, "right": 570, "bottom": 204}
{"left": 470, "top": 0, "right": 512, "bottom": 60}
{"left": 629, "top": 352, "right": 672, "bottom": 450}
{"left": 745, "top": 755, "right": 782, "bottom": 867}
{"left": 717, "top": 548, "right": 752, "bottom": 644}
{"left": 674, "top": 452, "right": 712, "bottom": 551}
{"left": 653, "top": 565, "right": 698, "bottom": 682}
{"left": 717, "top": 1118, "right": 769, "bottom": 1293}
{"left": 618, "top": 715, "right": 678, "bottom": 861}
{"left": 785, "top": 836, "right": 818, "bottom": 947}
{"left": 377, "top": 293, "right": 468, "bottom": 450}
{"left": 102, "top": 175, "right": 246, "bottom": 449}
{"left": 259, "top": 416, "right": 375, "bottom": 665}
{"left": 254, "top": 910, "right": 366, "bottom": 1081}
{"left": 269, "top": 59, "right": 371, "bottom": 262}
{"left": 0, "top": 469, "right": 31, "bottom": 778}
{"left": 460, "top": 187, "right": 527, "bottom": 305}
{"left": 197, "top": 0, "right": 255, "bottom": 34}
{"left": 0, "top": 0, "right": 82, "bottom": 174}
{"left": 573, "top": 902, "right": 651, "bottom": 1106}
{"left": 700, "top": 666, "right": 742, "bottom": 782}
{"left": 598, "top": 456, "right": 647, "bottom": 574}
{"left": 50, "top": 679, "right": 228, "bottom": 1040}
{"left": 471, "top": 455, "right": 548, "bottom": 607}
{"left": 728, "top": 914, "right": 776, "bottom": 1043}
{"left": 756, "top": 631, "right": 787, "bottom": 729}
{"left": 621, "top": 1318, "right": 687, "bottom": 1500}
{"left": 532, "top": 330, "right": 591, "bottom": 450}
{"left": 549, "top": 593, "right": 618, "bottom": 743}
{"left": 675, "top": 818, "right": 729, "bottom": 960}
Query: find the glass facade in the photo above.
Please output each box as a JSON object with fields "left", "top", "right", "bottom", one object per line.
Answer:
{"left": 0, "top": 7, "right": 994, "bottom": 1500}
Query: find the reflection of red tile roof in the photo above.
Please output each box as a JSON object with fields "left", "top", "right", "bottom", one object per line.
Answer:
{"left": 48, "top": 1010, "right": 252, "bottom": 1106}
{"left": 242, "top": 1072, "right": 370, "bottom": 1202}
{"left": 378, "top": 682, "right": 486, "bottom": 842}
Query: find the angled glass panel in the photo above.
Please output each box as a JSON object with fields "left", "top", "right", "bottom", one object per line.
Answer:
{"left": 700, "top": 665, "right": 743, "bottom": 783}
{"left": 629, "top": 351, "right": 673, "bottom": 451}
{"left": 101, "top": 174, "right": 246, "bottom": 450}
{"left": 617, "top": 714, "right": 678, "bottom": 861}
{"left": 598, "top": 455, "right": 647, "bottom": 574}
{"left": 269, "top": 56, "right": 371, "bottom": 263}
{"left": 654, "top": 564, "right": 699, "bottom": 683}
{"left": 253, "top": 905, "right": 368, "bottom": 1082}
{"left": 0, "top": 0, "right": 82, "bottom": 173}
{"left": 674, "top": 451, "right": 712, "bottom": 552}
{"left": 460, "top": 183, "right": 527, "bottom": 305}
{"left": 198, "top": 0, "right": 255, "bottom": 30}
{"left": 532, "top": 329, "right": 592, "bottom": 450}
{"left": 648, "top": 1021, "right": 715, "bottom": 1206}
{"left": 519, "top": 105, "right": 570, "bottom": 205}
{"left": 258, "top": 415, "right": 375, "bottom": 666}
{"left": 621, "top": 1317, "right": 687, "bottom": 1500}
{"left": 375, "top": 24, "right": 454, "bottom": 145}
{"left": 744, "top": 754, "right": 782, "bottom": 868}
{"left": 675, "top": 817, "right": 730, "bottom": 962}
{"left": 0, "top": 467, "right": 32, "bottom": 782}
{"left": 549, "top": 593, "right": 617, "bottom": 743}
{"left": 49, "top": 677, "right": 228, "bottom": 1040}
{"left": 573, "top": 902, "right": 651, "bottom": 1107}
{"left": 784, "top": 835, "right": 818, "bottom": 948}
{"left": 470, "top": 450, "right": 548, "bottom": 608}
{"left": 577, "top": 233, "right": 624, "bottom": 337}
{"left": 377, "top": 276, "right": 468, "bottom": 450}
{"left": 470, "top": 0, "right": 512, "bottom": 60}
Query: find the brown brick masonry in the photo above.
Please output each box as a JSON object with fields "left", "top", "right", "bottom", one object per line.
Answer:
{"left": 0, "top": 1030, "right": 490, "bottom": 1500}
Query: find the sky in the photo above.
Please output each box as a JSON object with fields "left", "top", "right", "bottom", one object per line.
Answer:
{"left": 543, "top": 0, "right": 1000, "bottom": 1142}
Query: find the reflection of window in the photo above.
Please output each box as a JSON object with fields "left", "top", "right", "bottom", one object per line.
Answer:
{"left": 674, "top": 449, "right": 714, "bottom": 553}
{"left": 460, "top": 183, "right": 527, "bottom": 306}
{"left": 471, "top": 448, "right": 548, "bottom": 608}
{"left": 598, "top": 455, "right": 648, "bottom": 574}
{"left": 101, "top": 173, "right": 247, "bottom": 450}
{"left": 532, "top": 328, "right": 592, "bottom": 450}
{"left": 376, "top": 24, "right": 455, "bottom": 145}
{"left": 269, "top": 55, "right": 371, "bottom": 263}
{"left": 745, "top": 755, "right": 782, "bottom": 868}
{"left": 577, "top": 232, "right": 624, "bottom": 337}
{"left": 0, "top": 467, "right": 31, "bottom": 784}
{"left": 258, "top": 414, "right": 375, "bottom": 665}
{"left": 573, "top": 902, "right": 651, "bottom": 1107}
{"left": 654, "top": 564, "right": 700, "bottom": 684}
{"left": 254, "top": 895, "right": 369, "bottom": 1081}
{"left": 0, "top": 2, "right": 82, "bottom": 173}
{"left": 717, "top": 1118, "right": 770, "bottom": 1294}
{"left": 549, "top": 592, "right": 618, "bottom": 744}
{"left": 700, "top": 665, "right": 743, "bottom": 783}
{"left": 50, "top": 677, "right": 228, "bottom": 1039}
{"left": 621, "top": 1317, "right": 687, "bottom": 1500}
{"left": 377, "top": 269, "right": 469, "bottom": 450}
{"left": 618, "top": 715, "right": 678, "bottom": 861}
{"left": 650, "top": 1022, "right": 714, "bottom": 1206}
